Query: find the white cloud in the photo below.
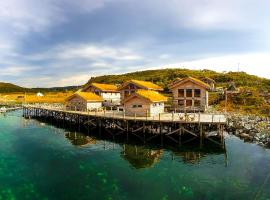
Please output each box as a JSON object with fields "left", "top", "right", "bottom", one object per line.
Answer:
{"left": 1, "top": 66, "right": 36, "bottom": 76}
{"left": 27, "top": 43, "right": 142, "bottom": 62}
{"left": 149, "top": 53, "right": 270, "bottom": 79}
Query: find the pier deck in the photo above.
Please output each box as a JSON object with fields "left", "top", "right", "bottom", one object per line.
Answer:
{"left": 23, "top": 106, "right": 227, "bottom": 148}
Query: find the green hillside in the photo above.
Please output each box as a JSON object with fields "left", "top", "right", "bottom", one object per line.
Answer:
{"left": 0, "top": 82, "right": 31, "bottom": 93}
{"left": 0, "top": 82, "right": 79, "bottom": 93}
{"left": 86, "top": 68, "right": 270, "bottom": 115}
{"left": 87, "top": 68, "right": 270, "bottom": 92}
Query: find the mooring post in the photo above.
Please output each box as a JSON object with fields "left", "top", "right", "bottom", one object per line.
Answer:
{"left": 179, "top": 124, "right": 182, "bottom": 147}
{"left": 221, "top": 124, "right": 225, "bottom": 149}
{"left": 200, "top": 124, "right": 203, "bottom": 148}
{"left": 126, "top": 120, "right": 129, "bottom": 141}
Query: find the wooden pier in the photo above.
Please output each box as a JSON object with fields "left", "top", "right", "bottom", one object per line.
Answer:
{"left": 23, "top": 106, "right": 227, "bottom": 148}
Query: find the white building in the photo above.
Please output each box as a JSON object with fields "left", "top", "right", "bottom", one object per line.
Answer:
{"left": 66, "top": 92, "right": 103, "bottom": 111}
{"left": 123, "top": 89, "right": 167, "bottom": 117}
{"left": 36, "top": 92, "right": 44, "bottom": 97}
{"left": 82, "top": 83, "right": 120, "bottom": 107}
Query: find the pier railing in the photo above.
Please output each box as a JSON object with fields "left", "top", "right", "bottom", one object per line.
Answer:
{"left": 23, "top": 104, "right": 227, "bottom": 124}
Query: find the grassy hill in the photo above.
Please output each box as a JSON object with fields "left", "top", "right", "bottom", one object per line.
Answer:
{"left": 0, "top": 82, "right": 32, "bottom": 93}
{"left": 0, "top": 82, "right": 79, "bottom": 93}
{"left": 87, "top": 68, "right": 270, "bottom": 115}
{"left": 87, "top": 68, "right": 270, "bottom": 92}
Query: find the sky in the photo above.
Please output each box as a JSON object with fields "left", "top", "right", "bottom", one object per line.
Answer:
{"left": 1, "top": 0, "right": 270, "bottom": 87}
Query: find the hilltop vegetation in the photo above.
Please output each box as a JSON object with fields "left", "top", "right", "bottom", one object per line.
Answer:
{"left": 0, "top": 82, "right": 32, "bottom": 93}
{"left": 0, "top": 82, "right": 78, "bottom": 93}
{"left": 87, "top": 68, "right": 270, "bottom": 116}
{"left": 87, "top": 68, "right": 270, "bottom": 92}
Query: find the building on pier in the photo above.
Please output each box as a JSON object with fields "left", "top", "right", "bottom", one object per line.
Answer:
{"left": 118, "top": 80, "right": 163, "bottom": 102}
{"left": 123, "top": 89, "right": 167, "bottom": 117}
{"left": 82, "top": 83, "right": 121, "bottom": 106}
{"left": 66, "top": 91, "right": 103, "bottom": 111}
{"left": 169, "top": 77, "right": 210, "bottom": 112}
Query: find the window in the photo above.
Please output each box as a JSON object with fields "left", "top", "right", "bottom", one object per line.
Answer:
{"left": 178, "top": 89, "right": 184, "bottom": 97}
{"left": 132, "top": 104, "right": 142, "bottom": 108}
{"left": 194, "top": 89, "right": 201, "bottom": 97}
{"left": 186, "top": 99, "right": 192, "bottom": 107}
{"left": 194, "top": 100, "right": 201, "bottom": 107}
{"left": 178, "top": 100, "right": 184, "bottom": 106}
{"left": 186, "top": 89, "right": 192, "bottom": 97}
{"left": 124, "top": 91, "right": 129, "bottom": 97}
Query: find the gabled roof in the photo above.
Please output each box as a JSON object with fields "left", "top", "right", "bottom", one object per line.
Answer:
{"left": 169, "top": 77, "right": 211, "bottom": 90}
{"left": 227, "top": 82, "right": 238, "bottom": 91}
{"left": 82, "top": 83, "right": 118, "bottom": 92}
{"left": 202, "top": 77, "right": 216, "bottom": 83}
{"left": 119, "top": 80, "right": 163, "bottom": 91}
{"left": 124, "top": 89, "right": 167, "bottom": 103}
{"left": 66, "top": 92, "right": 103, "bottom": 102}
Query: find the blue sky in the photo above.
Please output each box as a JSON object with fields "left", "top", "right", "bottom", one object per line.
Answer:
{"left": 1, "top": 0, "right": 270, "bottom": 87}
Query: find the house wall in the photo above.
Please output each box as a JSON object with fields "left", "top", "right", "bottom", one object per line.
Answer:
{"left": 120, "top": 83, "right": 142, "bottom": 102}
{"left": 150, "top": 102, "right": 165, "bottom": 116}
{"left": 124, "top": 97, "right": 150, "bottom": 117}
{"left": 84, "top": 86, "right": 120, "bottom": 106}
{"left": 124, "top": 97, "right": 164, "bottom": 117}
{"left": 101, "top": 92, "right": 121, "bottom": 106}
{"left": 87, "top": 102, "right": 102, "bottom": 111}
{"left": 171, "top": 81, "right": 208, "bottom": 112}
{"left": 66, "top": 96, "right": 102, "bottom": 111}
{"left": 66, "top": 96, "right": 87, "bottom": 111}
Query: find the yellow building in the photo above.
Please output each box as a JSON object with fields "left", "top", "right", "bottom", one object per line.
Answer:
{"left": 66, "top": 91, "right": 103, "bottom": 111}
{"left": 123, "top": 89, "right": 167, "bottom": 117}
{"left": 82, "top": 83, "right": 120, "bottom": 106}
{"left": 118, "top": 79, "right": 163, "bottom": 102}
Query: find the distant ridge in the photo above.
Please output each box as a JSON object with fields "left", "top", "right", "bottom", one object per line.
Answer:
{"left": 0, "top": 82, "right": 79, "bottom": 93}
{"left": 0, "top": 82, "right": 31, "bottom": 93}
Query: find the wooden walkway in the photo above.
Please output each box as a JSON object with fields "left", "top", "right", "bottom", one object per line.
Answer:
{"left": 23, "top": 106, "right": 227, "bottom": 148}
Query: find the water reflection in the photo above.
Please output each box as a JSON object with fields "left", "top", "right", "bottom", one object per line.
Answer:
{"left": 65, "top": 131, "right": 96, "bottom": 146}
{"left": 64, "top": 130, "right": 227, "bottom": 168}
{"left": 121, "top": 144, "right": 163, "bottom": 169}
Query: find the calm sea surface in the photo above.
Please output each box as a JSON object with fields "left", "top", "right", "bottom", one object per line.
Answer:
{"left": 0, "top": 111, "right": 270, "bottom": 200}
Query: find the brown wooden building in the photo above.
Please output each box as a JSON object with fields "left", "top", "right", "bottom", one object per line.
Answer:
{"left": 118, "top": 79, "right": 163, "bottom": 102}
{"left": 169, "top": 77, "right": 210, "bottom": 112}
{"left": 66, "top": 91, "right": 103, "bottom": 111}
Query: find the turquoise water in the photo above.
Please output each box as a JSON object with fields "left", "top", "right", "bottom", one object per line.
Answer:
{"left": 0, "top": 111, "right": 270, "bottom": 200}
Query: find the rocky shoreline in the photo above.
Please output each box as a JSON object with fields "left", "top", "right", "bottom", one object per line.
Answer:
{"left": 226, "top": 113, "right": 270, "bottom": 148}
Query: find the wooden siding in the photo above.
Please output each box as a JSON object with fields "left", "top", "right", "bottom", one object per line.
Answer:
{"left": 66, "top": 95, "right": 102, "bottom": 111}
{"left": 124, "top": 96, "right": 164, "bottom": 117}
{"left": 171, "top": 81, "right": 208, "bottom": 112}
